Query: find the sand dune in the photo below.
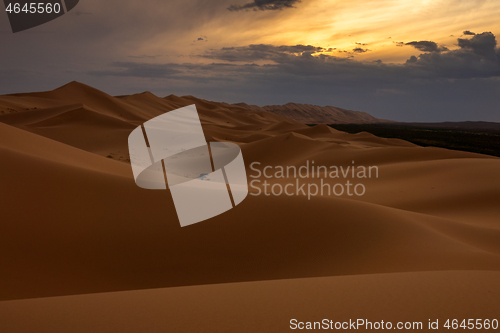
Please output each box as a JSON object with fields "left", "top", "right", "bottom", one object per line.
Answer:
{"left": 217, "top": 101, "right": 390, "bottom": 124}
{"left": 0, "top": 82, "right": 499, "bottom": 331}
{"left": 1, "top": 271, "right": 499, "bottom": 333}
{"left": 1, "top": 104, "right": 136, "bottom": 158}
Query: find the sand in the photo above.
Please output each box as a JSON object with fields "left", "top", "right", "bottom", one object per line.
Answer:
{"left": 0, "top": 82, "right": 499, "bottom": 331}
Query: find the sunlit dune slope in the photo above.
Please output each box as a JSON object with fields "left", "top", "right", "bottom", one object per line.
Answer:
{"left": 1, "top": 271, "right": 499, "bottom": 333}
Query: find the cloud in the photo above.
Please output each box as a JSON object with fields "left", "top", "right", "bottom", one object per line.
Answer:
{"left": 89, "top": 61, "right": 266, "bottom": 82}
{"left": 405, "top": 32, "right": 500, "bottom": 78}
{"left": 352, "top": 47, "right": 369, "bottom": 53}
{"left": 193, "top": 35, "right": 208, "bottom": 43}
{"left": 228, "top": 0, "right": 300, "bottom": 12}
{"left": 405, "top": 40, "right": 448, "bottom": 53}
{"left": 458, "top": 31, "right": 497, "bottom": 61}
{"left": 406, "top": 55, "right": 418, "bottom": 64}
{"left": 201, "top": 44, "right": 329, "bottom": 62}
{"left": 463, "top": 30, "right": 476, "bottom": 36}
{"left": 89, "top": 62, "right": 181, "bottom": 78}
{"left": 128, "top": 55, "right": 161, "bottom": 59}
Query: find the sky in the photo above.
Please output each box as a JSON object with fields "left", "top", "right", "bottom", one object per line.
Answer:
{"left": 1, "top": 0, "right": 500, "bottom": 122}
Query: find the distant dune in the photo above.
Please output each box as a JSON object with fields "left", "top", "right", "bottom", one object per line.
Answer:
{"left": 0, "top": 82, "right": 388, "bottom": 125}
{"left": 210, "top": 101, "right": 390, "bottom": 124}
{"left": 0, "top": 82, "right": 499, "bottom": 332}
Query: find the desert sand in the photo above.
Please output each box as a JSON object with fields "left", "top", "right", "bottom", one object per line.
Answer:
{"left": 0, "top": 82, "right": 499, "bottom": 332}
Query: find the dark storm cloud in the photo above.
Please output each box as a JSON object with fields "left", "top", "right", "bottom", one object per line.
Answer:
{"left": 406, "top": 32, "right": 500, "bottom": 78}
{"left": 405, "top": 40, "right": 448, "bottom": 53}
{"left": 458, "top": 31, "right": 497, "bottom": 61}
{"left": 463, "top": 30, "right": 476, "bottom": 36}
{"left": 201, "top": 44, "right": 328, "bottom": 62}
{"left": 227, "top": 0, "right": 300, "bottom": 11}
{"left": 406, "top": 55, "right": 418, "bottom": 64}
